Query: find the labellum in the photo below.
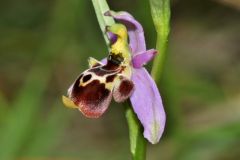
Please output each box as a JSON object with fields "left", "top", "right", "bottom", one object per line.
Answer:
{"left": 62, "top": 24, "right": 134, "bottom": 118}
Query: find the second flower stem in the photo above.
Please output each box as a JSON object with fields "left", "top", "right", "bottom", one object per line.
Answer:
{"left": 151, "top": 35, "right": 168, "bottom": 82}
{"left": 149, "top": 0, "right": 170, "bottom": 82}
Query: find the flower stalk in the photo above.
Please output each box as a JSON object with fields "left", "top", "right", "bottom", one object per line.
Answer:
{"left": 150, "top": 0, "right": 171, "bottom": 82}
{"left": 126, "top": 103, "right": 147, "bottom": 160}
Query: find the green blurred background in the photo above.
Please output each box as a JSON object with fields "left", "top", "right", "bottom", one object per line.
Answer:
{"left": 0, "top": 0, "right": 240, "bottom": 160}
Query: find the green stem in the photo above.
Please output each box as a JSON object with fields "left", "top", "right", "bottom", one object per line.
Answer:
{"left": 149, "top": 0, "right": 170, "bottom": 82}
{"left": 91, "top": 0, "right": 147, "bottom": 159}
{"left": 125, "top": 103, "right": 147, "bottom": 160}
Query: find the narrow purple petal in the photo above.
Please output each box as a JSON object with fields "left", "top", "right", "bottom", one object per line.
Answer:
{"left": 130, "top": 68, "right": 166, "bottom": 144}
{"left": 105, "top": 11, "right": 146, "bottom": 54}
{"left": 132, "top": 49, "right": 158, "bottom": 68}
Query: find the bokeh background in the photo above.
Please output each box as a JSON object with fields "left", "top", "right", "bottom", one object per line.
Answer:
{"left": 0, "top": 0, "right": 240, "bottom": 160}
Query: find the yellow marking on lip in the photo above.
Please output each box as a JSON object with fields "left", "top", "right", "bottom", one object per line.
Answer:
{"left": 108, "top": 24, "right": 132, "bottom": 65}
{"left": 62, "top": 95, "right": 78, "bottom": 109}
{"left": 88, "top": 57, "right": 102, "bottom": 68}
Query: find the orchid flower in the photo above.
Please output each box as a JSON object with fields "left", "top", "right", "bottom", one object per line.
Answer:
{"left": 62, "top": 11, "right": 165, "bottom": 144}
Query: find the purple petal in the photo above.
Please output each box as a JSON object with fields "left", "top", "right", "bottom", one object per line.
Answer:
{"left": 132, "top": 49, "right": 158, "bottom": 68}
{"left": 105, "top": 11, "right": 146, "bottom": 54}
{"left": 101, "top": 58, "right": 107, "bottom": 64}
{"left": 107, "top": 31, "right": 117, "bottom": 45}
{"left": 130, "top": 68, "right": 166, "bottom": 144}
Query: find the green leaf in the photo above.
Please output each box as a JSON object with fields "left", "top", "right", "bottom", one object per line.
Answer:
{"left": 25, "top": 101, "right": 71, "bottom": 155}
{"left": 0, "top": 0, "right": 84, "bottom": 159}
{"left": 92, "top": 0, "right": 115, "bottom": 50}
{"left": 0, "top": 92, "right": 8, "bottom": 123}
{"left": 0, "top": 62, "right": 52, "bottom": 160}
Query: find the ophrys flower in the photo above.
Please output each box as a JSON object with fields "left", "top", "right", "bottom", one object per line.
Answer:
{"left": 62, "top": 23, "right": 134, "bottom": 118}
{"left": 62, "top": 11, "right": 166, "bottom": 144}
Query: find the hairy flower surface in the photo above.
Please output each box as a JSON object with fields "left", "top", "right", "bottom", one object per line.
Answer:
{"left": 63, "top": 23, "right": 134, "bottom": 118}
{"left": 62, "top": 10, "right": 166, "bottom": 144}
